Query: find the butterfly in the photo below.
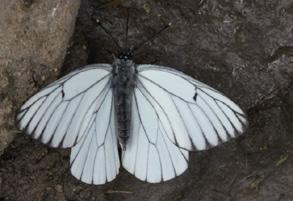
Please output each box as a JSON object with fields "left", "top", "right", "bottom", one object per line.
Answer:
{"left": 16, "top": 17, "right": 248, "bottom": 185}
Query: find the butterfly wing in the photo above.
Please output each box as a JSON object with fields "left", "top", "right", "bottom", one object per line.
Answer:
{"left": 70, "top": 88, "right": 120, "bottom": 184}
{"left": 122, "top": 64, "right": 248, "bottom": 183}
{"left": 17, "top": 64, "right": 120, "bottom": 184}
{"left": 122, "top": 87, "right": 189, "bottom": 183}
{"left": 16, "top": 64, "right": 113, "bottom": 148}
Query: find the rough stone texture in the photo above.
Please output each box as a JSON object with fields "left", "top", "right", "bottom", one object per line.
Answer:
{"left": 1, "top": 0, "right": 293, "bottom": 201}
{"left": 0, "top": 0, "right": 81, "bottom": 154}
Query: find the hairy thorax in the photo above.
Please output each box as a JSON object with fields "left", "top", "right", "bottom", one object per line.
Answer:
{"left": 112, "top": 58, "right": 136, "bottom": 149}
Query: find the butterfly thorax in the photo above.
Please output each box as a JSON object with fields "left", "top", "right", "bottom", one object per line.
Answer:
{"left": 112, "top": 57, "right": 137, "bottom": 150}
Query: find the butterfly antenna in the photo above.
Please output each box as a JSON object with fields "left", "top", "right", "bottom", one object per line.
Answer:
{"left": 124, "top": 8, "right": 130, "bottom": 49}
{"left": 94, "top": 18, "right": 123, "bottom": 51}
{"left": 132, "top": 22, "right": 172, "bottom": 53}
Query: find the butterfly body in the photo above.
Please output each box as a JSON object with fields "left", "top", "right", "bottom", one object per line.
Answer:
{"left": 112, "top": 53, "right": 136, "bottom": 149}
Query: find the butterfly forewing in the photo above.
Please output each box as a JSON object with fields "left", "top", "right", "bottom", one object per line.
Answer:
{"left": 16, "top": 64, "right": 113, "bottom": 148}
{"left": 135, "top": 65, "right": 248, "bottom": 150}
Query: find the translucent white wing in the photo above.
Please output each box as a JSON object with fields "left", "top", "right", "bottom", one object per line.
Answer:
{"left": 134, "top": 64, "right": 248, "bottom": 151}
{"left": 70, "top": 89, "right": 120, "bottom": 184}
{"left": 122, "top": 86, "right": 189, "bottom": 183}
{"left": 16, "top": 64, "right": 113, "bottom": 148}
{"left": 122, "top": 64, "right": 247, "bottom": 183}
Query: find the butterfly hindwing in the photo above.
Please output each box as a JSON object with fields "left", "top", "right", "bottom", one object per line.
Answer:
{"left": 122, "top": 86, "right": 189, "bottom": 183}
{"left": 70, "top": 88, "right": 120, "bottom": 184}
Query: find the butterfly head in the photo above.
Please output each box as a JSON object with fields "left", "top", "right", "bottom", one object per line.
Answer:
{"left": 117, "top": 48, "right": 134, "bottom": 61}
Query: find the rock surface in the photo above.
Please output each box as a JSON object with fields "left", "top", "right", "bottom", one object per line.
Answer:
{"left": 1, "top": 0, "right": 293, "bottom": 201}
{"left": 0, "top": 0, "right": 81, "bottom": 154}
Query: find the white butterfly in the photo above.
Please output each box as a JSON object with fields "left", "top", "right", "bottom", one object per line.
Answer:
{"left": 16, "top": 18, "right": 247, "bottom": 185}
{"left": 16, "top": 56, "right": 248, "bottom": 184}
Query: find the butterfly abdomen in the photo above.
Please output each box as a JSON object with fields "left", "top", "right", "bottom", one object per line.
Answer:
{"left": 112, "top": 59, "right": 136, "bottom": 149}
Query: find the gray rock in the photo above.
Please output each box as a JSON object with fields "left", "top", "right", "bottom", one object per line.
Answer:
{"left": 0, "top": 0, "right": 81, "bottom": 154}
